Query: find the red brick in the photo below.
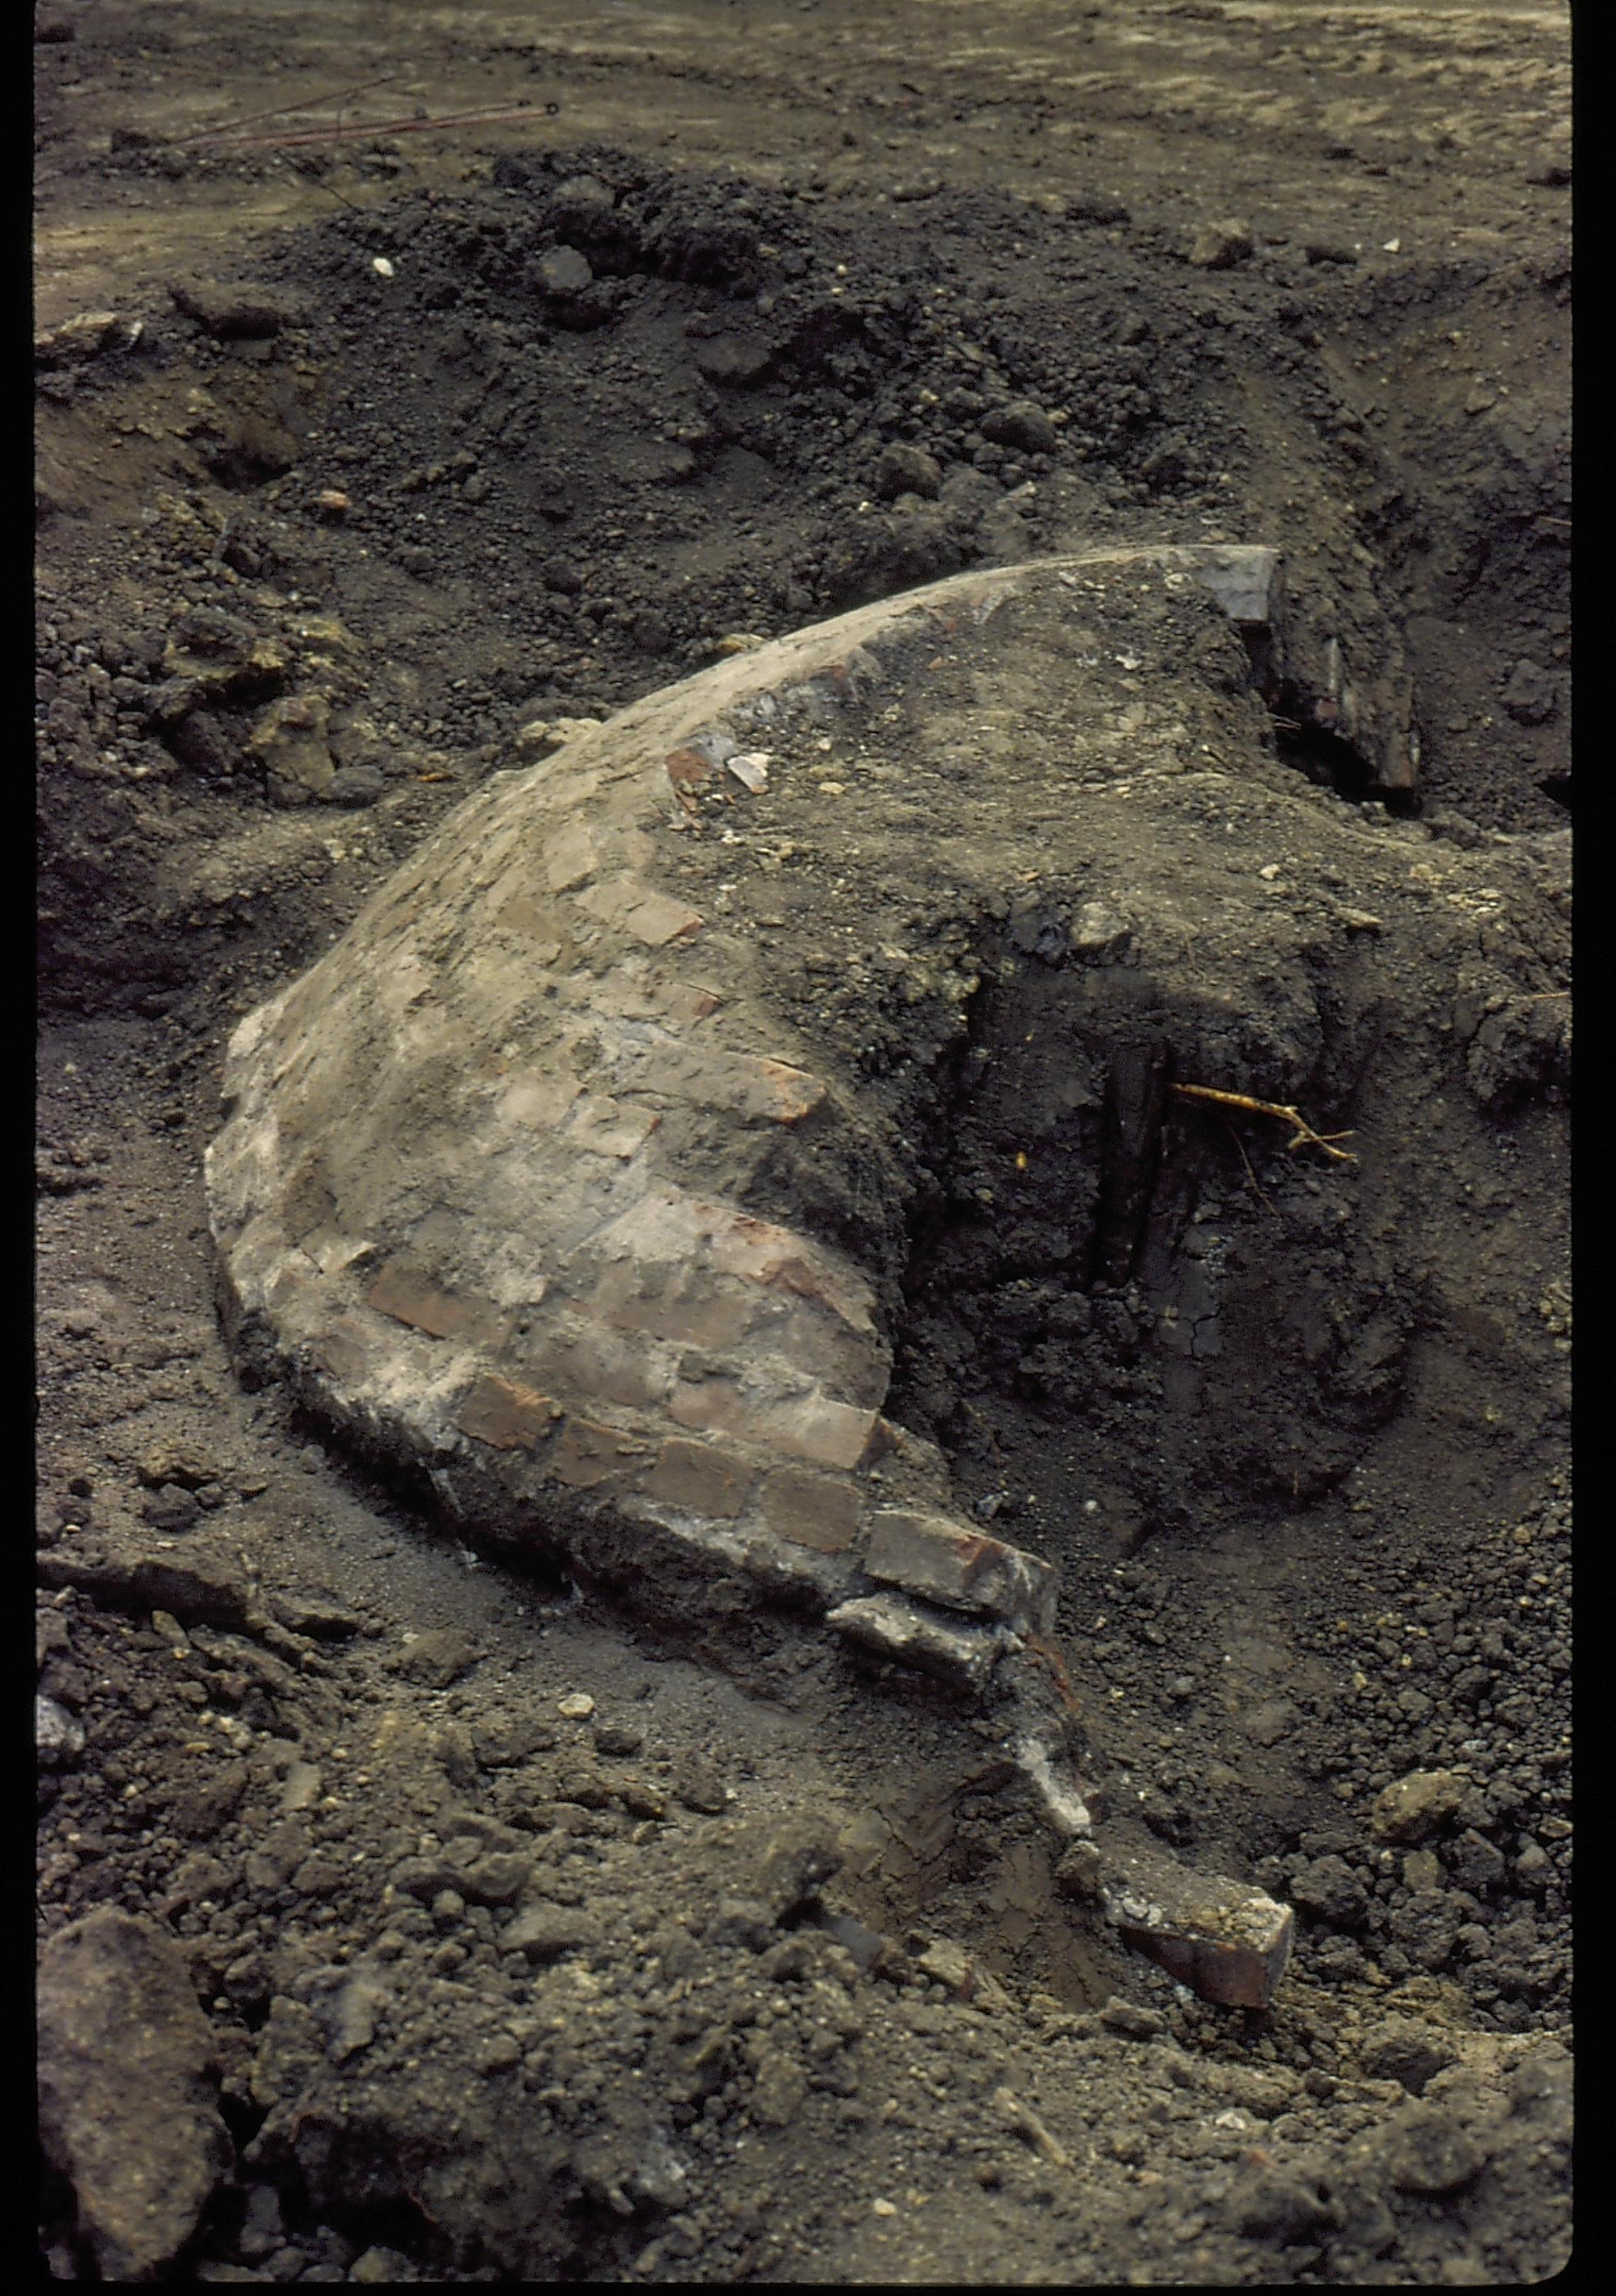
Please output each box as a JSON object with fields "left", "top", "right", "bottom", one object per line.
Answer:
{"left": 457, "top": 1375, "right": 559, "bottom": 1451}
{"left": 368, "top": 1260, "right": 481, "bottom": 1341}
{"left": 709, "top": 1215, "right": 877, "bottom": 1334}
{"left": 863, "top": 1508, "right": 1058, "bottom": 1631}
{"left": 308, "top": 1319, "right": 373, "bottom": 1385}
{"left": 668, "top": 1380, "right": 880, "bottom": 1473}
{"left": 1077, "top": 1840, "right": 1295, "bottom": 2011}
{"left": 547, "top": 1417, "right": 652, "bottom": 1489}
{"left": 664, "top": 747, "right": 715, "bottom": 809}
{"left": 646, "top": 1439, "right": 757, "bottom": 1519}
{"left": 762, "top": 1469, "right": 861, "bottom": 1554}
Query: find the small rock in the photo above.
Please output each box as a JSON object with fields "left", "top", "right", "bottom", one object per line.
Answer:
{"left": 456, "top": 1852, "right": 533, "bottom": 1906}
{"left": 911, "top": 1937, "right": 977, "bottom": 1996}
{"left": 707, "top": 1898, "right": 776, "bottom": 1951}
{"left": 395, "top": 1628, "right": 479, "bottom": 1689}
{"left": 872, "top": 441, "right": 943, "bottom": 500}
{"left": 1068, "top": 901, "right": 1132, "bottom": 962}
{"left": 1370, "top": 1769, "right": 1464, "bottom": 1845}
{"left": 35, "top": 311, "right": 142, "bottom": 366}
{"left": 537, "top": 247, "right": 593, "bottom": 296}
{"left": 249, "top": 692, "right": 336, "bottom": 807}
{"left": 349, "top": 2246, "right": 418, "bottom": 2284}
{"left": 1403, "top": 1848, "right": 1444, "bottom": 1892}
{"left": 1225, "top": 2165, "right": 1337, "bottom": 2241}
{"left": 327, "top": 1973, "right": 388, "bottom": 2063}
{"left": 593, "top": 1723, "right": 644, "bottom": 1758}
{"left": 675, "top": 1759, "right": 729, "bottom": 1813}
{"left": 1188, "top": 221, "right": 1253, "bottom": 270}
{"left": 474, "top": 1716, "right": 557, "bottom": 1767}
{"left": 980, "top": 399, "right": 1059, "bottom": 456}
{"left": 1303, "top": 241, "right": 1359, "bottom": 266}
{"left": 751, "top": 2045, "right": 809, "bottom": 2127}
{"left": 1289, "top": 1854, "right": 1369, "bottom": 1927}
{"left": 1381, "top": 2103, "right": 1485, "bottom": 2196}
{"left": 327, "top": 765, "right": 387, "bottom": 807}
{"left": 168, "top": 278, "right": 296, "bottom": 338}
{"left": 557, "top": 1691, "right": 596, "bottom": 1721}
{"left": 1358, "top": 2017, "right": 1457, "bottom": 2096}
{"left": 501, "top": 1902, "right": 601, "bottom": 1964}
{"left": 515, "top": 717, "right": 603, "bottom": 759}
{"left": 692, "top": 333, "right": 774, "bottom": 387}
{"left": 758, "top": 1821, "right": 843, "bottom": 1920}
{"left": 1500, "top": 659, "right": 1556, "bottom": 726}
{"left": 1099, "top": 1997, "right": 1166, "bottom": 2039}
{"left": 237, "top": 2183, "right": 287, "bottom": 2261}
{"left": 1448, "top": 1828, "right": 1506, "bottom": 1893}
{"left": 36, "top": 1693, "right": 85, "bottom": 1769}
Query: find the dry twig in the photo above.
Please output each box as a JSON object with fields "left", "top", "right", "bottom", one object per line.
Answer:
{"left": 1171, "top": 1081, "right": 1357, "bottom": 1162}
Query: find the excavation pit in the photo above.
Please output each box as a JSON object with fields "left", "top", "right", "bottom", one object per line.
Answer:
{"left": 206, "top": 548, "right": 1568, "bottom": 2005}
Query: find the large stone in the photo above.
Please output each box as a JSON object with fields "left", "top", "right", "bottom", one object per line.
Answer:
{"left": 38, "top": 1910, "right": 233, "bottom": 2278}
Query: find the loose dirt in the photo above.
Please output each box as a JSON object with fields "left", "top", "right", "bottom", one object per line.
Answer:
{"left": 36, "top": 1, "right": 1570, "bottom": 2284}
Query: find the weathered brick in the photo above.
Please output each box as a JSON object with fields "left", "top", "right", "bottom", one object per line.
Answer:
{"left": 759, "top": 1301, "right": 888, "bottom": 1405}
{"left": 593, "top": 1265, "right": 757, "bottom": 1351}
{"left": 668, "top": 1378, "right": 880, "bottom": 1473}
{"left": 498, "top": 891, "right": 577, "bottom": 950}
{"left": 615, "top": 1042, "right": 826, "bottom": 1125}
{"left": 457, "top": 1375, "right": 559, "bottom": 1451}
{"left": 762, "top": 1468, "right": 861, "bottom": 1553}
{"left": 863, "top": 1509, "right": 1058, "bottom": 1633}
{"left": 543, "top": 823, "right": 599, "bottom": 894}
{"left": 709, "top": 1214, "right": 877, "bottom": 1334}
{"left": 562, "top": 1096, "right": 661, "bottom": 1160}
{"left": 652, "top": 981, "right": 722, "bottom": 1025}
{"left": 1063, "top": 1839, "right": 1294, "bottom": 2012}
{"left": 547, "top": 1417, "right": 653, "bottom": 1489}
{"left": 577, "top": 874, "right": 705, "bottom": 947}
{"left": 308, "top": 1319, "right": 374, "bottom": 1385}
{"left": 524, "top": 1318, "right": 672, "bottom": 1411}
{"left": 367, "top": 1260, "right": 482, "bottom": 1340}
{"left": 495, "top": 1071, "right": 582, "bottom": 1130}
{"left": 646, "top": 1438, "right": 757, "bottom": 1519}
